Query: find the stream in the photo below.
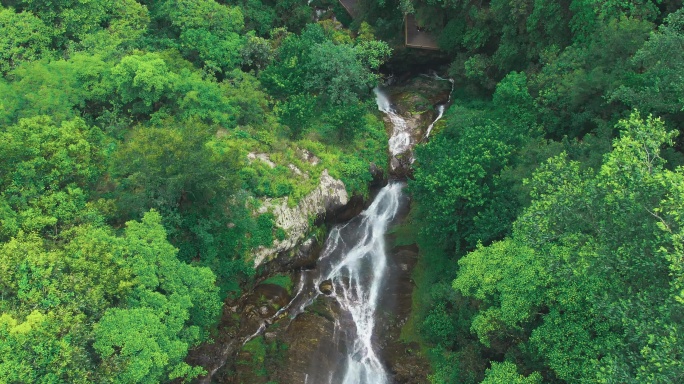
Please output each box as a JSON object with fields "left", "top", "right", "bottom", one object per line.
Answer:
{"left": 272, "top": 86, "right": 416, "bottom": 383}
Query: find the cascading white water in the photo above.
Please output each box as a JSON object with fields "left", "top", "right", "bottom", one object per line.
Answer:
{"left": 374, "top": 87, "right": 412, "bottom": 170}
{"left": 424, "top": 104, "right": 445, "bottom": 138}
{"left": 312, "top": 182, "right": 404, "bottom": 384}
{"left": 202, "top": 75, "right": 444, "bottom": 384}
{"left": 281, "top": 88, "right": 413, "bottom": 384}
{"left": 422, "top": 72, "right": 454, "bottom": 139}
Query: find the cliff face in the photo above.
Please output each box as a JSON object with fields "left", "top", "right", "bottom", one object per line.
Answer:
{"left": 252, "top": 169, "right": 349, "bottom": 266}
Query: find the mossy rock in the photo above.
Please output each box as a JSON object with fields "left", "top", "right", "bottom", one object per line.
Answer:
{"left": 390, "top": 75, "right": 453, "bottom": 115}
{"left": 305, "top": 296, "right": 337, "bottom": 322}
{"left": 261, "top": 274, "right": 294, "bottom": 295}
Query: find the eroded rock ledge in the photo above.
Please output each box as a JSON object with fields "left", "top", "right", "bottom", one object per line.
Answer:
{"left": 252, "top": 169, "right": 349, "bottom": 267}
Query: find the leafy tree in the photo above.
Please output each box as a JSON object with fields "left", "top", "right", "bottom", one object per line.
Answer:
{"left": 12, "top": 0, "right": 110, "bottom": 44}
{"left": 610, "top": 9, "right": 684, "bottom": 121}
{"left": 240, "top": 32, "right": 274, "bottom": 73}
{"left": 481, "top": 362, "right": 542, "bottom": 384}
{"left": 109, "top": 117, "right": 255, "bottom": 278}
{"left": 228, "top": 0, "right": 276, "bottom": 36}
{"left": 111, "top": 118, "right": 238, "bottom": 220}
{"left": 170, "top": 67, "right": 239, "bottom": 127}
{"left": 94, "top": 211, "right": 220, "bottom": 383}
{"left": 0, "top": 116, "right": 105, "bottom": 240}
{"left": 0, "top": 311, "right": 92, "bottom": 383}
{"left": 569, "top": 0, "right": 660, "bottom": 43}
{"left": 220, "top": 69, "right": 274, "bottom": 128}
{"left": 165, "top": 0, "right": 244, "bottom": 72}
{"left": 0, "top": 7, "right": 52, "bottom": 75}
{"left": 260, "top": 24, "right": 325, "bottom": 99}
{"left": 530, "top": 16, "right": 653, "bottom": 138}
{"left": 109, "top": 52, "right": 174, "bottom": 116}
{"left": 0, "top": 211, "right": 221, "bottom": 383}
{"left": 1, "top": 53, "right": 108, "bottom": 124}
{"left": 79, "top": 0, "right": 150, "bottom": 55}
{"left": 453, "top": 240, "right": 548, "bottom": 346}
{"left": 261, "top": 22, "right": 389, "bottom": 140}
{"left": 410, "top": 108, "right": 516, "bottom": 253}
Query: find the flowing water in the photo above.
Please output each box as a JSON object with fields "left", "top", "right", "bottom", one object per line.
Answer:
{"left": 374, "top": 87, "right": 413, "bottom": 171}
{"left": 284, "top": 86, "right": 415, "bottom": 383}
{"left": 423, "top": 72, "right": 454, "bottom": 138}
{"left": 306, "top": 182, "right": 405, "bottom": 383}
{"left": 199, "top": 75, "right": 449, "bottom": 384}
{"left": 424, "top": 104, "right": 445, "bottom": 138}
{"left": 293, "top": 81, "right": 447, "bottom": 383}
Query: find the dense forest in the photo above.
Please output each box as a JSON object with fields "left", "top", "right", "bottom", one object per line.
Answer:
{"left": 1, "top": 0, "right": 683, "bottom": 383}
{"left": 0, "top": 0, "right": 390, "bottom": 381}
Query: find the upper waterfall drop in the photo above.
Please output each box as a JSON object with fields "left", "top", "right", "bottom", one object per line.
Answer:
{"left": 374, "top": 87, "right": 392, "bottom": 114}
{"left": 374, "top": 87, "right": 414, "bottom": 171}
{"left": 424, "top": 104, "right": 445, "bottom": 138}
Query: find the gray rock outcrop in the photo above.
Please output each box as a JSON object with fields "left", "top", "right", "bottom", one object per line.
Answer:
{"left": 253, "top": 169, "right": 348, "bottom": 266}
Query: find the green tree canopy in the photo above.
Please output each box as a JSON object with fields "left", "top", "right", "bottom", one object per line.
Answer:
{"left": 0, "top": 7, "right": 52, "bottom": 75}
{"left": 453, "top": 112, "right": 684, "bottom": 382}
{"left": 0, "top": 211, "right": 220, "bottom": 383}
{"left": 0, "top": 116, "right": 105, "bottom": 240}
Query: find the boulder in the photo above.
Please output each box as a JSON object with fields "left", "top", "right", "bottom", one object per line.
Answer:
{"left": 318, "top": 280, "right": 333, "bottom": 295}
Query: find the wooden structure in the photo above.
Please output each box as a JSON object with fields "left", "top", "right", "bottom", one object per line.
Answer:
{"left": 404, "top": 14, "right": 439, "bottom": 50}
{"left": 338, "top": 0, "right": 359, "bottom": 18}
{"left": 335, "top": 0, "right": 439, "bottom": 50}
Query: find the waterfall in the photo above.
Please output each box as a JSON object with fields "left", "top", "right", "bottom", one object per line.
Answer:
{"left": 312, "top": 182, "right": 404, "bottom": 384}
{"left": 424, "top": 104, "right": 445, "bottom": 138}
{"left": 374, "top": 87, "right": 413, "bottom": 170}
{"left": 200, "top": 74, "right": 446, "bottom": 384}
{"left": 422, "top": 72, "right": 454, "bottom": 139}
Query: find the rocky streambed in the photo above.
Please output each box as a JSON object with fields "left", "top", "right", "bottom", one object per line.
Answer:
{"left": 187, "top": 73, "right": 452, "bottom": 384}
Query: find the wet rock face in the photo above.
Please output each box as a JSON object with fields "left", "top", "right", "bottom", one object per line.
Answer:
{"left": 379, "top": 74, "right": 453, "bottom": 178}
{"left": 369, "top": 198, "right": 431, "bottom": 384}
{"left": 185, "top": 282, "right": 294, "bottom": 384}
{"left": 378, "top": 246, "right": 431, "bottom": 384}
{"left": 328, "top": 194, "right": 367, "bottom": 223}
{"left": 392, "top": 74, "right": 453, "bottom": 114}
{"left": 259, "top": 236, "right": 321, "bottom": 275}
{"left": 390, "top": 152, "right": 416, "bottom": 179}
{"left": 369, "top": 162, "right": 386, "bottom": 187}
{"left": 270, "top": 298, "right": 342, "bottom": 384}
{"left": 245, "top": 284, "right": 291, "bottom": 318}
